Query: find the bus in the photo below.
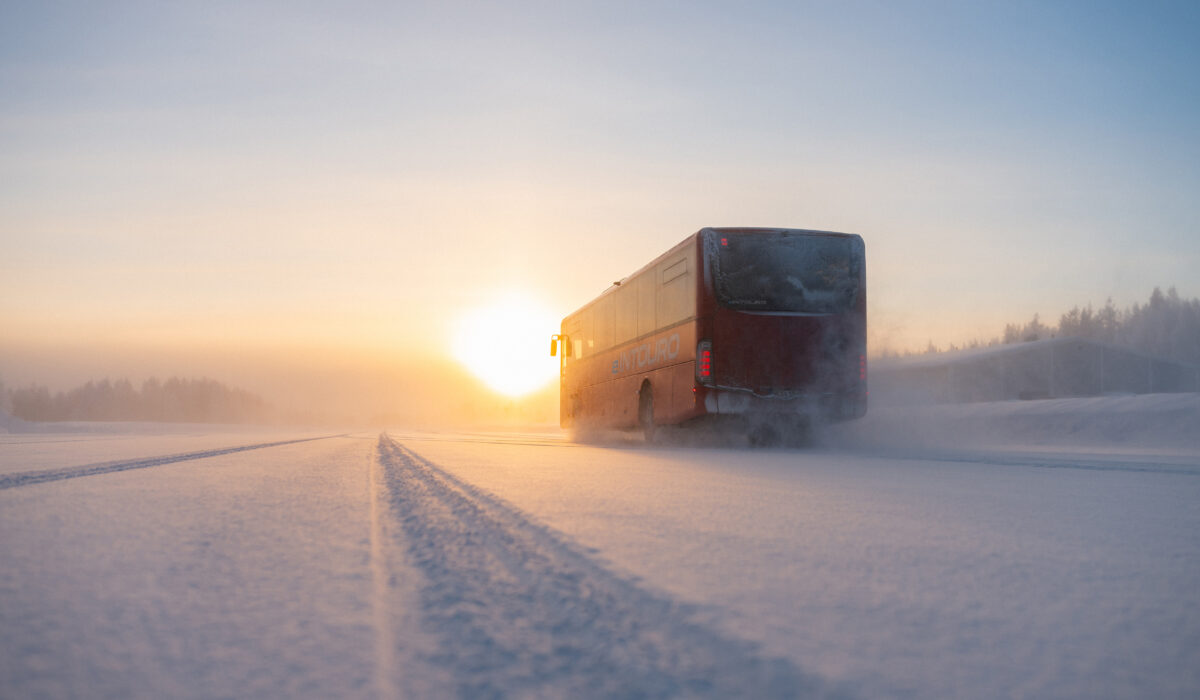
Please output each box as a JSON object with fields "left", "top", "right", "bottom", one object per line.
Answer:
{"left": 551, "top": 227, "right": 867, "bottom": 442}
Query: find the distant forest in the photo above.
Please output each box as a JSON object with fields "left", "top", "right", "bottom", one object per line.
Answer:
{"left": 3, "top": 377, "right": 269, "bottom": 423}
{"left": 891, "top": 286, "right": 1200, "bottom": 366}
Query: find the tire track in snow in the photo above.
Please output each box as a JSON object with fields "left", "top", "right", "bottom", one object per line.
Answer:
{"left": 368, "top": 445, "right": 400, "bottom": 700}
{"left": 0, "top": 434, "right": 345, "bottom": 490}
{"left": 376, "top": 434, "right": 846, "bottom": 699}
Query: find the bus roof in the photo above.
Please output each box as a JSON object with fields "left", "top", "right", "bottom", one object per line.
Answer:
{"left": 564, "top": 227, "right": 863, "bottom": 319}
{"left": 705, "top": 226, "right": 861, "bottom": 238}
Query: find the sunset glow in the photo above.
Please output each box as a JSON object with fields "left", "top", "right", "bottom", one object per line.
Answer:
{"left": 1, "top": 2, "right": 1197, "bottom": 424}
{"left": 452, "top": 293, "right": 560, "bottom": 398}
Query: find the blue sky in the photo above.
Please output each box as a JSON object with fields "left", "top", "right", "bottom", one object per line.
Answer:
{"left": 2, "top": 1, "right": 1198, "bottom": 396}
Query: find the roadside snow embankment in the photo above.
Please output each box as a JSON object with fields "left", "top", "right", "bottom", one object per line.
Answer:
{"left": 829, "top": 393, "right": 1200, "bottom": 451}
{"left": 0, "top": 409, "right": 30, "bottom": 434}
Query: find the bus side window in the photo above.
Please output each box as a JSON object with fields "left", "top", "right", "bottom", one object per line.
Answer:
{"left": 577, "top": 310, "right": 593, "bottom": 358}
{"left": 615, "top": 284, "right": 637, "bottom": 345}
{"left": 594, "top": 296, "right": 614, "bottom": 352}
{"left": 658, "top": 255, "right": 694, "bottom": 326}
{"left": 662, "top": 257, "right": 687, "bottom": 283}
{"left": 563, "top": 319, "right": 582, "bottom": 360}
{"left": 637, "top": 273, "right": 656, "bottom": 337}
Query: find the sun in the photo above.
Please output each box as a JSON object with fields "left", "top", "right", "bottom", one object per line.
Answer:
{"left": 452, "top": 292, "right": 560, "bottom": 397}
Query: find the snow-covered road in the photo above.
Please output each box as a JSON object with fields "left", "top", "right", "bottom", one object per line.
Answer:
{"left": 2, "top": 404, "right": 1199, "bottom": 698}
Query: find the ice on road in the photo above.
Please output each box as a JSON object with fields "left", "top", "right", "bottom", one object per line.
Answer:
{"left": 2, "top": 400, "right": 1199, "bottom": 698}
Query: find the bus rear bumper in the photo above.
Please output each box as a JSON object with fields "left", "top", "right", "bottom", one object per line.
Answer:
{"left": 702, "top": 387, "right": 866, "bottom": 422}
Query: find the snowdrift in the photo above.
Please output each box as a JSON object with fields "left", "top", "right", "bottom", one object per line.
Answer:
{"left": 829, "top": 393, "right": 1200, "bottom": 450}
{"left": 0, "top": 409, "right": 29, "bottom": 435}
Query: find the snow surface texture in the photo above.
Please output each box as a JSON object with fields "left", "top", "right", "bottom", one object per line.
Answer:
{"left": 401, "top": 427, "right": 1200, "bottom": 699}
{"left": 2, "top": 396, "right": 1199, "bottom": 699}
{"left": 825, "top": 393, "right": 1200, "bottom": 451}
{"left": 375, "top": 435, "right": 835, "bottom": 698}
{"left": 1, "top": 434, "right": 383, "bottom": 699}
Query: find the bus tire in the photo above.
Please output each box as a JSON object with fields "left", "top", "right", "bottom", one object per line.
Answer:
{"left": 748, "top": 421, "right": 781, "bottom": 447}
{"left": 638, "top": 382, "right": 656, "bottom": 443}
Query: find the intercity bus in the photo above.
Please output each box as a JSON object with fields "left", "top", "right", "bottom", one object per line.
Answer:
{"left": 551, "top": 227, "right": 867, "bottom": 442}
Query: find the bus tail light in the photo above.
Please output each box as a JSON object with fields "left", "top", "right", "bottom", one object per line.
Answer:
{"left": 697, "top": 340, "right": 713, "bottom": 385}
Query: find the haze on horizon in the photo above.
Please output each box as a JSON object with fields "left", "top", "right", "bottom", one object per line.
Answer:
{"left": 2, "top": 1, "right": 1198, "bottom": 424}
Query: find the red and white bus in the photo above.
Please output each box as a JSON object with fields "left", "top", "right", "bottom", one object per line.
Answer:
{"left": 551, "top": 227, "right": 867, "bottom": 442}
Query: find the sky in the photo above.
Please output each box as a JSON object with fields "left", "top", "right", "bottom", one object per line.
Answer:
{"left": 2, "top": 1, "right": 1198, "bottom": 421}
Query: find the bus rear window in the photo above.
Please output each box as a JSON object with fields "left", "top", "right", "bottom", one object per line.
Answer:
{"left": 712, "top": 232, "right": 862, "bottom": 313}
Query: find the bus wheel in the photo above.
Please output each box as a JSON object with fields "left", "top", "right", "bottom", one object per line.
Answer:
{"left": 748, "top": 421, "right": 780, "bottom": 447}
{"left": 782, "top": 416, "right": 814, "bottom": 448}
{"left": 638, "top": 382, "right": 656, "bottom": 443}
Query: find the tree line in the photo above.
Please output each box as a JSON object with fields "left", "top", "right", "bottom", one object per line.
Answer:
{"left": 891, "top": 286, "right": 1200, "bottom": 366}
{"left": 4, "top": 376, "right": 270, "bottom": 423}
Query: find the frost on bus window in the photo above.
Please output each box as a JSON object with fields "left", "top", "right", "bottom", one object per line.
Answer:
{"left": 713, "top": 233, "right": 862, "bottom": 314}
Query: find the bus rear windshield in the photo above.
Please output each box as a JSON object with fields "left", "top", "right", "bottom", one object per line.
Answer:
{"left": 712, "top": 232, "right": 863, "bottom": 313}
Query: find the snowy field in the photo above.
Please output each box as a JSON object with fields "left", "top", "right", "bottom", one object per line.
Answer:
{"left": 2, "top": 395, "right": 1199, "bottom": 699}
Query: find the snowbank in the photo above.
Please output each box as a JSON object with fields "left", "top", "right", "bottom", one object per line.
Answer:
{"left": 827, "top": 393, "right": 1200, "bottom": 450}
{"left": 0, "top": 409, "right": 30, "bottom": 435}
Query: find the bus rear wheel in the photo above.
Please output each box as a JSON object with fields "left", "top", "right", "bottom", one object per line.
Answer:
{"left": 638, "top": 383, "right": 656, "bottom": 443}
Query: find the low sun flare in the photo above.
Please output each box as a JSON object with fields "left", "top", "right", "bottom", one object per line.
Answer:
{"left": 452, "top": 292, "right": 560, "bottom": 398}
